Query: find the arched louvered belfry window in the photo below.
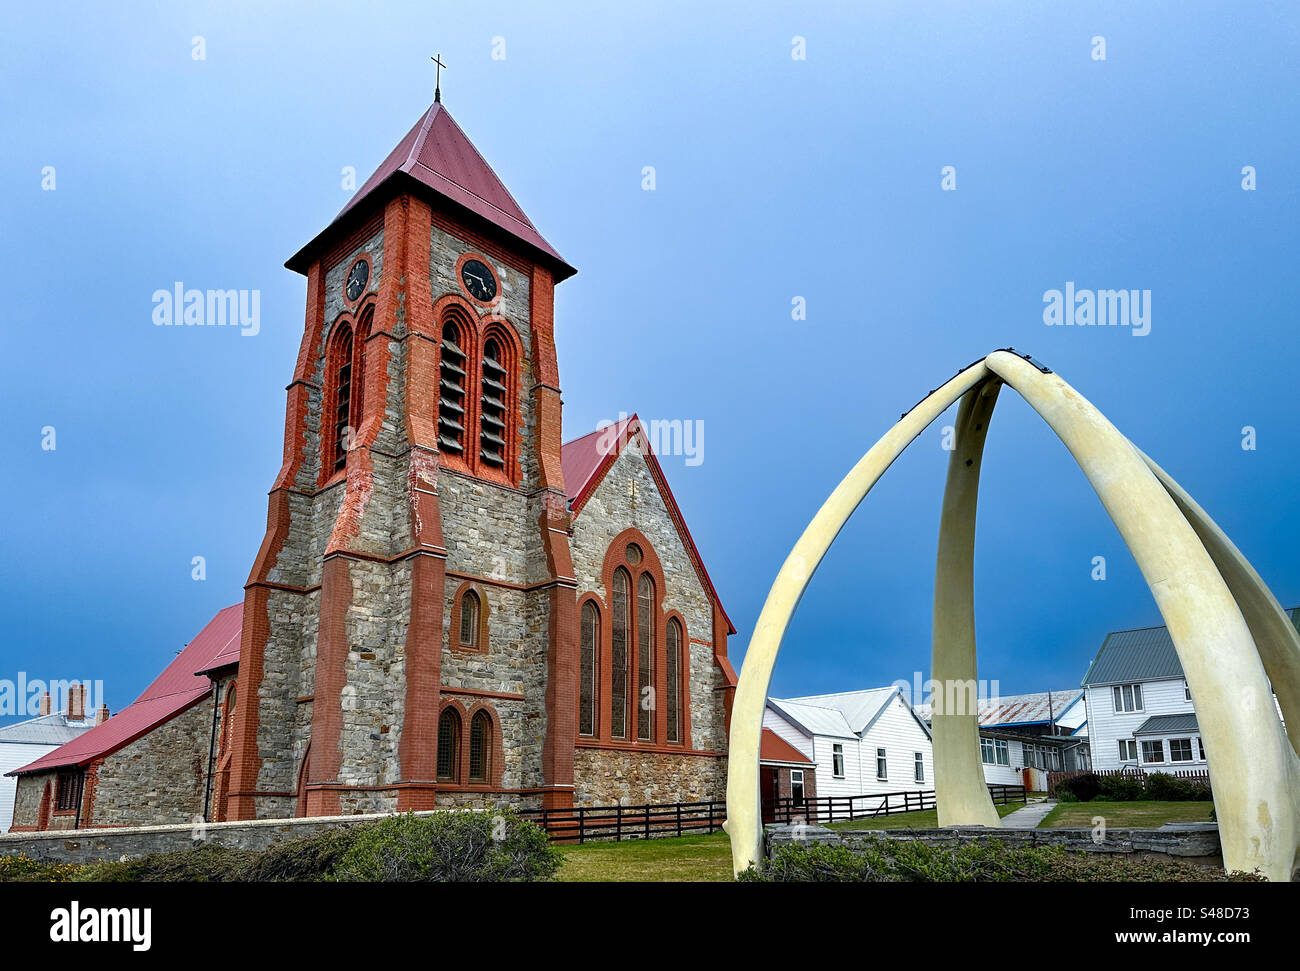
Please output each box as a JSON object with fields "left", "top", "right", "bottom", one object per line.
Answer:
{"left": 469, "top": 710, "right": 491, "bottom": 783}
{"left": 579, "top": 601, "right": 599, "bottom": 737}
{"left": 611, "top": 568, "right": 631, "bottom": 739}
{"left": 438, "top": 314, "right": 470, "bottom": 456}
{"left": 437, "top": 708, "right": 461, "bottom": 782}
{"left": 328, "top": 323, "right": 354, "bottom": 472}
{"left": 637, "top": 574, "right": 655, "bottom": 741}
{"left": 479, "top": 336, "right": 508, "bottom": 468}
{"left": 666, "top": 619, "right": 683, "bottom": 744}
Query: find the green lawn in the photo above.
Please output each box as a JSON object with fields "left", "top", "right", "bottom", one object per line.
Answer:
{"left": 824, "top": 802, "right": 1024, "bottom": 831}
{"left": 555, "top": 832, "right": 733, "bottom": 882}
{"left": 1040, "top": 800, "right": 1215, "bottom": 829}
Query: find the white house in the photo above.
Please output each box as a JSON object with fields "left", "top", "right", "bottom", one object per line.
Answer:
{"left": 915, "top": 689, "right": 1091, "bottom": 790}
{"left": 0, "top": 689, "right": 100, "bottom": 832}
{"left": 1081, "top": 610, "right": 1293, "bottom": 774}
{"left": 763, "top": 687, "right": 935, "bottom": 801}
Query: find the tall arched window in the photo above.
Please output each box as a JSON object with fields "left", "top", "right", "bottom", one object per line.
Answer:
{"left": 437, "top": 708, "right": 461, "bottom": 782}
{"left": 579, "top": 601, "right": 599, "bottom": 737}
{"left": 611, "top": 568, "right": 630, "bottom": 739}
{"left": 666, "top": 619, "right": 682, "bottom": 744}
{"left": 469, "top": 710, "right": 491, "bottom": 783}
{"left": 479, "top": 336, "right": 508, "bottom": 467}
{"left": 459, "top": 589, "right": 480, "bottom": 648}
{"left": 438, "top": 317, "right": 469, "bottom": 455}
{"left": 220, "top": 683, "right": 238, "bottom": 755}
{"left": 637, "top": 574, "right": 655, "bottom": 740}
{"left": 329, "top": 323, "right": 354, "bottom": 472}
{"left": 352, "top": 305, "right": 372, "bottom": 436}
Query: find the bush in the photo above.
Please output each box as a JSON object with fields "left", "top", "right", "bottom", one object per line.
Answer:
{"left": 0, "top": 854, "right": 80, "bottom": 883}
{"left": 333, "top": 810, "right": 562, "bottom": 882}
{"left": 739, "top": 837, "right": 1261, "bottom": 883}
{"left": 1053, "top": 773, "right": 1101, "bottom": 802}
{"left": 1144, "top": 772, "right": 1212, "bottom": 802}
{"left": 1097, "top": 774, "right": 1146, "bottom": 801}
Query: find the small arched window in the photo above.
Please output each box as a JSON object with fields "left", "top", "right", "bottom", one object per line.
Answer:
{"left": 329, "top": 323, "right": 354, "bottom": 472}
{"left": 469, "top": 710, "right": 491, "bottom": 783}
{"left": 666, "top": 620, "right": 683, "bottom": 743}
{"left": 579, "top": 601, "right": 599, "bottom": 736}
{"left": 459, "top": 590, "right": 480, "bottom": 648}
{"left": 480, "top": 336, "right": 508, "bottom": 468}
{"left": 220, "top": 683, "right": 238, "bottom": 755}
{"left": 637, "top": 574, "right": 655, "bottom": 741}
{"left": 611, "top": 568, "right": 630, "bottom": 739}
{"left": 438, "top": 318, "right": 468, "bottom": 455}
{"left": 437, "top": 708, "right": 461, "bottom": 782}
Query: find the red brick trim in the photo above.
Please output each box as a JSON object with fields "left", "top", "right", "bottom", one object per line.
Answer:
{"left": 448, "top": 580, "right": 491, "bottom": 653}
{"left": 440, "top": 686, "right": 526, "bottom": 701}
{"left": 454, "top": 250, "right": 504, "bottom": 310}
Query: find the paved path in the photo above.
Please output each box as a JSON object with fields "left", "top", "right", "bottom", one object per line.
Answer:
{"left": 998, "top": 800, "right": 1057, "bottom": 829}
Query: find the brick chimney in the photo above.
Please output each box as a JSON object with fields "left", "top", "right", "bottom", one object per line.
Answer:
{"left": 38, "top": 692, "right": 51, "bottom": 716}
{"left": 95, "top": 704, "right": 110, "bottom": 726}
{"left": 67, "top": 684, "right": 86, "bottom": 721}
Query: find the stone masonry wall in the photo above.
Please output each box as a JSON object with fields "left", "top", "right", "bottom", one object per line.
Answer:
{"left": 573, "top": 748, "right": 727, "bottom": 806}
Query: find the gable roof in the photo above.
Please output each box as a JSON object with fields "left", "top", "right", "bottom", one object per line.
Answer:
{"left": 562, "top": 416, "right": 735, "bottom": 635}
{"left": 760, "top": 729, "right": 814, "bottom": 766}
{"left": 1082, "top": 607, "right": 1300, "bottom": 687}
{"left": 8, "top": 605, "right": 242, "bottom": 776}
{"left": 914, "top": 689, "right": 1082, "bottom": 728}
{"left": 287, "top": 102, "right": 574, "bottom": 280}
{"left": 0, "top": 712, "right": 96, "bottom": 747}
{"left": 769, "top": 686, "right": 931, "bottom": 740}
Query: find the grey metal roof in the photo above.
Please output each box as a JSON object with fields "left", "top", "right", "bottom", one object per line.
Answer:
{"left": 1081, "top": 607, "right": 1300, "bottom": 687}
{"left": 1133, "top": 713, "right": 1200, "bottom": 736}
{"left": 0, "top": 713, "right": 96, "bottom": 746}
{"left": 768, "top": 686, "right": 932, "bottom": 740}
{"left": 914, "top": 689, "right": 1082, "bottom": 728}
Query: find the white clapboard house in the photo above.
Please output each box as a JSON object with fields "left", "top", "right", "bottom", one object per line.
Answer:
{"left": 0, "top": 688, "right": 100, "bottom": 832}
{"left": 1082, "top": 610, "right": 1295, "bottom": 774}
{"left": 763, "top": 687, "right": 935, "bottom": 804}
{"left": 915, "top": 689, "right": 1090, "bottom": 790}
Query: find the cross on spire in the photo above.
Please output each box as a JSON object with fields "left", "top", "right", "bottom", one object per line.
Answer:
{"left": 431, "top": 53, "right": 446, "bottom": 103}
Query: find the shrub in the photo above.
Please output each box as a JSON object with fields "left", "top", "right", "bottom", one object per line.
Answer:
{"left": 1053, "top": 773, "right": 1100, "bottom": 802}
{"left": 739, "top": 837, "right": 1261, "bottom": 883}
{"left": 1097, "top": 774, "right": 1145, "bottom": 801}
{"left": 1144, "top": 772, "right": 1212, "bottom": 802}
{"left": 332, "top": 810, "right": 562, "bottom": 882}
{"left": 0, "top": 854, "right": 80, "bottom": 883}
{"left": 78, "top": 844, "right": 254, "bottom": 883}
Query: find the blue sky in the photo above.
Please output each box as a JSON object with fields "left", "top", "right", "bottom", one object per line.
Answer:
{"left": 2, "top": 1, "right": 1298, "bottom": 722}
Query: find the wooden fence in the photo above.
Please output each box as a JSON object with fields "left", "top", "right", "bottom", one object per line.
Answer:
{"left": 762, "top": 783, "right": 1026, "bottom": 826}
{"left": 1045, "top": 767, "right": 1211, "bottom": 797}
{"left": 518, "top": 800, "right": 724, "bottom": 844}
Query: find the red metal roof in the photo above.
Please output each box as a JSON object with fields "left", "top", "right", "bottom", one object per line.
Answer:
{"left": 760, "top": 729, "right": 813, "bottom": 765}
{"left": 561, "top": 416, "right": 735, "bottom": 635}
{"left": 9, "top": 605, "right": 242, "bottom": 776}
{"left": 287, "top": 102, "right": 574, "bottom": 280}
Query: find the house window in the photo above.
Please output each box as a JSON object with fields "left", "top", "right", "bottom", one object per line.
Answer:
{"left": 469, "top": 710, "right": 491, "bottom": 783}
{"left": 1197, "top": 737, "right": 1206, "bottom": 761}
{"left": 55, "top": 770, "right": 84, "bottom": 813}
{"left": 832, "top": 743, "right": 845, "bottom": 778}
{"left": 458, "top": 589, "right": 480, "bottom": 648}
{"left": 437, "top": 708, "right": 461, "bottom": 782}
{"left": 914, "top": 751, "right": 925, "bottom": 783}
{"left": 790, "top": 769, "right": 805, "bottom": 807}
{"left": 610, "top": 568, "right": 630, "bottom": 739}
{"left": 1112, "top": 683, "right": 1144, "bottom": 713}
{"left": 438, "top": 318, "right": 468, "bottom": 454}
{"left": 579, "top": 601, "right": 599, "bottom": 737}
{"left": 980, "top": 737, "right": 996, "bottom": 765}
{"left": 876, "top": 747, "right": 888, "bottom": 781}
{"left": 1141, "top": 739, "right": 1165, "bottom": 764}
{"left": 995, "top": 739, "right": 1009, "bottom": 765}
{"left": 479, "top": 336, "right": 508, "bottom": 468}
{"left": 1118, "top": 739, "right": 1138, "bottom": 762}
{"left": 1170, "top": 738, "right": 1194, "bottom": 762}
{"left": 1184, "top": 680, "right": 1192, "bottom": 702}
{"left": 665, "top": 618, "right": 682, "bottom": 743}
{"left": 636, "top": 574, "right": 655, "bottom": 741}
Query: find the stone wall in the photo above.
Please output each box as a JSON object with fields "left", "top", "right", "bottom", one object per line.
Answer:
{"left": 573, "top": 748, "right": 726, "bottom": 807}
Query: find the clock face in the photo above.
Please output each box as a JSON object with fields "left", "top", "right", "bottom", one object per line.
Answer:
{"left": 345, "top": 258, "right": 369, "bottom": 302}
{"left": 461, "top": 258, "right": 497, "bottom": 302}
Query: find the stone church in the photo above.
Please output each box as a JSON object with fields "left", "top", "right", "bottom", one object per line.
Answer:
{"left": 9, "top": 98, "right": 736, "bottom": 830}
